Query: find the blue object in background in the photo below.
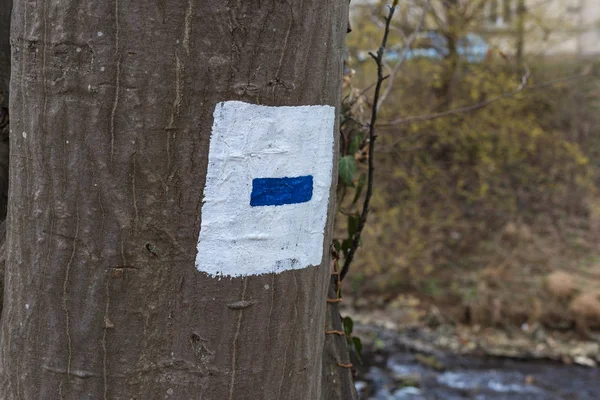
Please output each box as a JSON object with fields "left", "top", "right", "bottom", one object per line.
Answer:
{"left": 357, "top": 32, "right": 489, "bottom": 64}
{"left": 402, "top": 32, "right": 489, "bottom": 63}
{"left": 250, "top": 176, "right": 314, "bottom": 207}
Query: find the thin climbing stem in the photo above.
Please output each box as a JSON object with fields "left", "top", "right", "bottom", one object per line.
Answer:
{"left": 340, "top": 1, "right": 397, "bottom": 281}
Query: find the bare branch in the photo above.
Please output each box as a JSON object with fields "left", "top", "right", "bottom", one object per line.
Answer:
{"left": 341, "top": 1, "right": 398, "bottom": 281}
{"left": 358, "top": 74, "right": 390, "bottom": 98}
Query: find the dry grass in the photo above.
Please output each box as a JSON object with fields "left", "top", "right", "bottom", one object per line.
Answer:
{"left": 570, "top": 292, "right": 600, "bottom": 324}
{"left": 348, "top": 214, "right": 600, "bottom": 336}
{"left": 546, "top": 271, "right": 577, "bottom": 299}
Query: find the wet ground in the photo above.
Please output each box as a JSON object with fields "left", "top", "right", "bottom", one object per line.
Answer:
{"left": 354, "top": 325, "right": 600, "bottom": 400}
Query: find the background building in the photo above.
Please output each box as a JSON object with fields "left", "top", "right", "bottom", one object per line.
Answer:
{"left": 351, "top": 0, "right": 600, "bottom": 57}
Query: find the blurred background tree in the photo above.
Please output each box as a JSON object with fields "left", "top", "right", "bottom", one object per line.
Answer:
{"left": 337, "top": 0, "right": 600, "bottom": 336}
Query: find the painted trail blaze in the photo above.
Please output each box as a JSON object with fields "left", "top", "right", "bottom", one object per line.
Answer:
{"left": 250, "top": 176, "right": 313, "bottom": 207}
{"left": 195, "top": 101, "right": 335, "bottom": 277}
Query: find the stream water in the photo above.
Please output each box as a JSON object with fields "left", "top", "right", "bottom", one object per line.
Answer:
{"left": 354, "top": 327, "right": 599, "bottom": 400}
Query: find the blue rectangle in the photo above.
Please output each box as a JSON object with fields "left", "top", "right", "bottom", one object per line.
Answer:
{"left": 250, "top": 175, "right": 313, "bottom": 207}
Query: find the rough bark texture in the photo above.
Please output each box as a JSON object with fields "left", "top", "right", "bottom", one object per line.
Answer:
{"left": 0, "top": 0, "right": 10, "bottom": 103}
{"left": 0, "top": 0, "right": 12, "bottom": 316}
{"left": 0, "top": 0, "right": 10, "bottom": 220}
{"left": 321, "top": 276, "right": 359, "bottom": 400}
{"left": 0, "top": 1, "right": 348, "bottom": 399}
{"left": 0, "top": 221, "right": 5, "bottom": 313}
{"left": 0, "top": 105, "right": 7, "bottom": 221}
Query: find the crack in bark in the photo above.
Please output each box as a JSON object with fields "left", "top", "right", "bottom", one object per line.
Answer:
{"left": 183, "top": 0, "right": 193, "bottom": 55}
{"left": 16, "top": 351, "right": 22, "bottom": 400}
{"left": 245, "top": 0, "right": 276, "bottom": 97}
{"left": 226, "top": 0, "right": 243, "bottom": 88}
{"left": 227, "top": 300, "right": 254, "bottom": 310}
{"left": 62, "top": 203, "right": 80, "bottom": 381}
{"left": 277, "top": 272, "right": 299, "bottom": 399}
{"left": 272, "top": 1, "right": 294, "bottom": 101}
{"left": 110, "top": 0, "right": 122, "bottom": 163}
{"left": 103, "top": 273, "right": 110, "bottom": 400}
{"left": 44, "top": 365, "right": 100, "bottom": 379}
{"left": 166, "top": 52, "right": 183, "bottom": 132}
{"left": 274, "top": 2, "right": 294, "bottom": 79}
{"left": 265, "top": 274, "right": 275, "bottom": 339}
{"left": 132, "top": 152, "right": 139, "bottom": 229}
{"left": 120, "top": 239, "right": 127, "bottom": 265}
{"left": 41, "top": 0, "right": 49, "bottom": 193}
{"left": 228, "top": 278, "right": 248, "bottom": 400}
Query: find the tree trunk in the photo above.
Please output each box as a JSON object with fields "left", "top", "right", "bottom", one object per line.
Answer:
{"left": 515, "top": 0, "right": 526, "bottom": 67}
{"left": 437, "top": 0, "right": 459, "bottom": 110}
{"left": 0, "top": 1, "right": 348, "bottom": 398}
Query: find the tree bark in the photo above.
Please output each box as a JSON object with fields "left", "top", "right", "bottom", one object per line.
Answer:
{"left": 0, "top": 1, "right": 348, "bottom": 398}
{"left": 0, "top": 0, "right": 10, "bottom": 220}
{"left": 0, "top": 0, "right": 10, "bottom": 104}
{"left": 321, "top": 276, "right": 358, "bottom": 400}
{"left": 0, "top": 0, "right": 12, "bottom": 316}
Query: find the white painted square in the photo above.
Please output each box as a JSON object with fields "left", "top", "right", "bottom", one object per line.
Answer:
{"left": 195, "top": 101, "right": 335, "bottom": 277}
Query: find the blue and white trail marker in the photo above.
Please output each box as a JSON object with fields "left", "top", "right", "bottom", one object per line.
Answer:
{"left": 250, "top": 175, "right": 314, "bottom": 207}
{"left": 195, "top": 101, "right": 335, "bottom": 277}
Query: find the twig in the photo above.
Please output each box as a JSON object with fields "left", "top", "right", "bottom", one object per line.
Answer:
{"left": 324, "top": 330, "right": 346, "bottom": 336}
{"left": 340, "top": 1, "right": 398, "bottom": 281}
{"left": 358, "top": 74, "right": 390, "bottom": 98}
